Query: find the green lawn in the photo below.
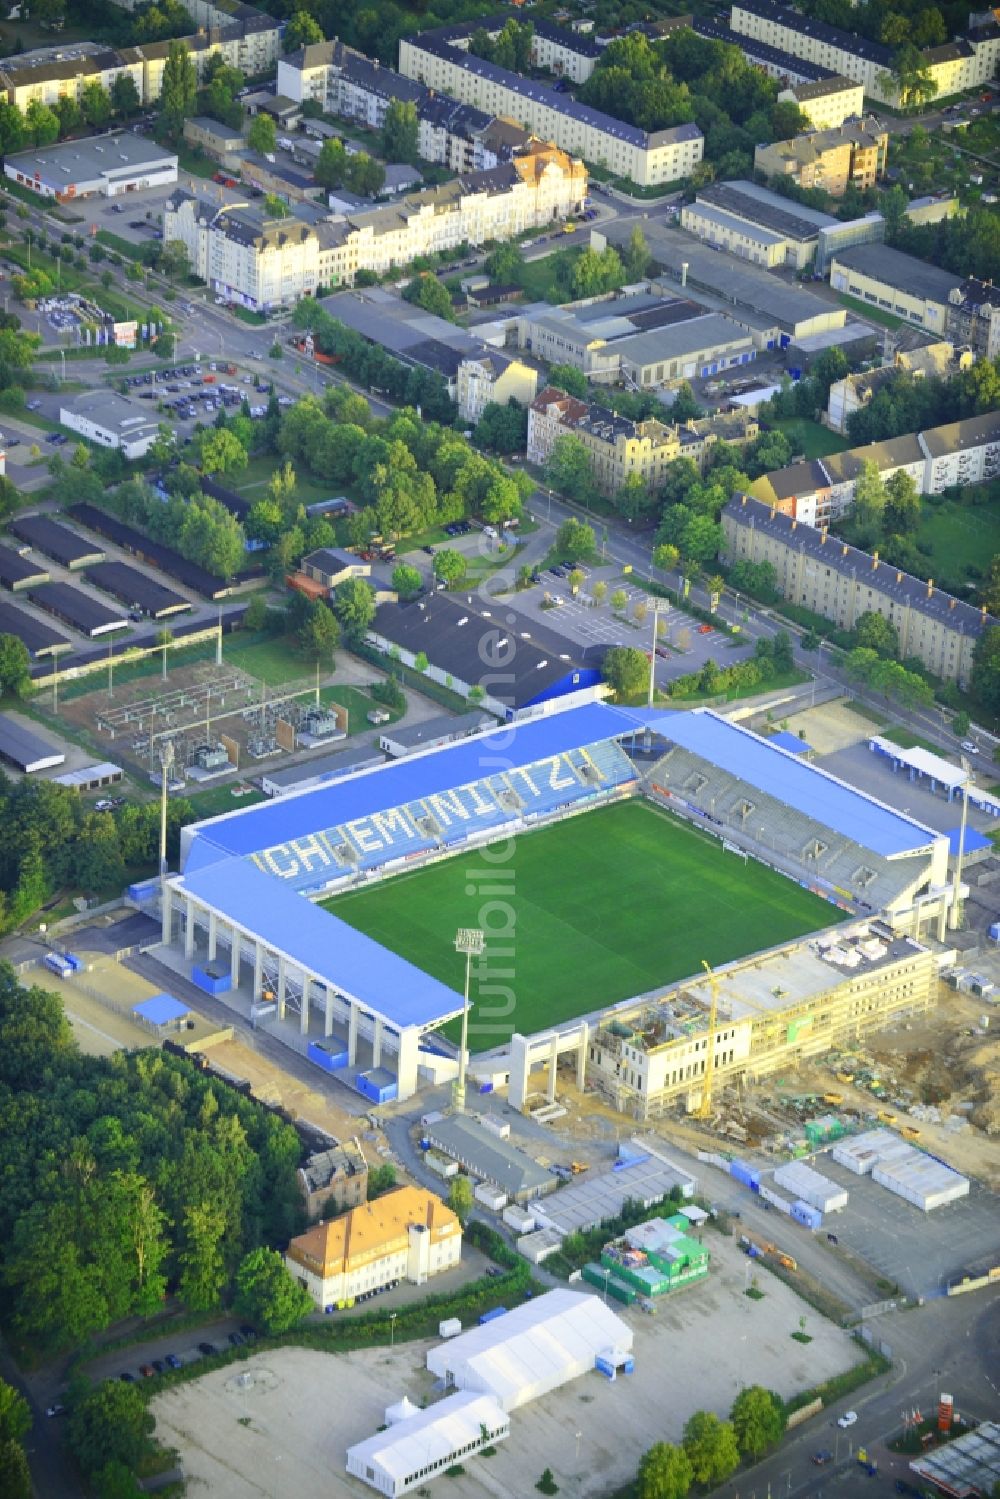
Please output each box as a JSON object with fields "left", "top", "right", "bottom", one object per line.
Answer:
{"left": 915, "top": 497, "right": 1000, "bottom": 589}
{"left": 185, "top": 783, "right": 266, "bottom": 819}
{"left": 833, "top": 293, "right": 905, "bottom": 330}
{"left": 325, "top": 799, "right": 844, "bottom": 1044}
{"left": 222, "top": 634, "right": 317, "bottom": 685}
{"left": 232, "top": 455, "right": 339, "bottom": 510}
{"left": 882, "top": 725, "right": 946, "bottom": 754}
{"left": 771, "top": 418, "right": 852, "bottom": 460}
{"left": 514, "top": 245, "right": 581, "bottom": 303}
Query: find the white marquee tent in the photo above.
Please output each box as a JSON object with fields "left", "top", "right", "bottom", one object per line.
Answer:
{"left": 346, "top": 1391, "right": 509, "bottom": 1497}
{"left": 425, "top": 1288, "right": 633, "bottom": 1412}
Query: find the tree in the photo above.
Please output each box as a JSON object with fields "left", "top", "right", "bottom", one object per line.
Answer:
{"left": 160, "top": 40, "right": 197, "bottom": 140}
{"left": 297, "top": 598, "right": 339, "bottom": 660}
{"left": 67, "top": 1381, "right": 154, "bottom": 1478}
{"left": 971, "top": 626, "right": 1000, "bottom": 715}
{"left": 653, "top": 543, "right": 680, "bottom": 573}
{"left": 54, "top": 94, "right": 81, "bottom": 137}
{"left": 637, "top": 1441, "right": 693, "bottom": 1499}
{"left": 111, "top": 73, "right": 141, "bottom": 121}
{"left": 392, "top": 562, "right": 423, "bottom": 599}
{"left": 24, "top": 100, "right": 59, "bottom": 147}
{"left": 0, "top": 634, "right": 30, "bottom": 698}
{"left": 402, "top": 274, "right": 454, "bottom": 322}
{"left": 547, "top": 363, "right": 588, "bottom": 400}
{"left": 770, "top": 99, "right": 810, "bottom": 138}
{"left": 624, "top": 225, "right": 652, "bottom": 281}
{"left": 367, "top": 1163, "right": 397, "bottom": 1199}
{"left": 671, "top": 382, "right": 702, "bottom": 422}
{"left": 730, "top": 1386, "right": 786, "bottom": 1459}
{"left": 884, "top": 469, "right": 921, "bottom": 534}
{"left": 855, "top": 610, "right": 898, "bottom": 657}
{"left": 247, "top": 112, "right": 277, "bottom": 156}
{"left": 0, "top": 1380, "right": 29, "bottom": 1447}
{"left": 332, "top": 576, "right": 376, "bottom": 641}
{"left": 381, "top": 99, "right": 419, "bottom": 165}
{"left": 347, "top": 152, "right": 385, "bottom": 197}
{"left": 159, "top": 238, "right": 190, "bottom": 278}
{"left": 198, "top": 427, "right": 248, "bottom": 474}
{"left": 603, "top": 645, "right": 649, "bottom": 701}
{"left": 682, "top": 1412, "right": 740, "bottom": 1487}
{"left": 592, "top": 580, "right": 607, "bottom": 605}
{"left": 81, "top": 81, "right": 112, "bottom": 128}
{"left": 885, "top": 43, "right": 938, "bottom": 108}
{"left": 474, "top": 400, "right": 526, "bottom": 455}
{"left": 315, "top": 137, "right": 348, "bottom": 190}
{"left": 772, "top": 629, "right": 794, "bottom": 673}
{"left": 554, "top": 516, "right": 595, "bottom": 562}
{"left": 484, "top": 241, "right": 522, "bottom": 284}
{"left": 0, "top": 1440, "right": 31, "bottom": 1499}
{"left": 283, "top": 10, "right": 324, "bottom": 50}
{"left": 433, "top": 549, "right": 466, "bottom": 587}
{"left": 571, "top": 246, "right": 624, "bottom": 299}
{"left": 233, "top": 1247, "right": 313, "bottom": 1334}
{"left": 447, "top": 1174, "right": 473, "bottom": 1224}
{"left": 546, "top": 434, "right": 596, "bottom": 504}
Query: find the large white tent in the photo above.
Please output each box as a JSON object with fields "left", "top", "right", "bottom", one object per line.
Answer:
{"left": 346, "top": 1391, "right": 509, "bottom": 1497}
{"left": 425, "top": 1288, "right": 633, "bottom": 1412}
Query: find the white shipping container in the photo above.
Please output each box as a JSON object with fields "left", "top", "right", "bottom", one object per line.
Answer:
{"left": 439, "top": 1318, "right": 462, "bottom": 1339}
{"left": 480, "top": 1114, "right": 511, "bottom": 1140}
{"left": 503, "top": 1204, "right": 536, "bottom": 1233}
{"left": 773, "top": 1161, "right": 848, "bottom": 1214}
{"left": 425, "top": 1149, "right": 459, "bottom": 1178}
{"left": 474, "top": 1182, "right": 508, "bottom": 1211}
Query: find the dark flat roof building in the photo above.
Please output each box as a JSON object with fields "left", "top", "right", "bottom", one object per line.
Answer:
{"left": 0, "top": 713, "right": 65, "bottom": 773}
{"left": 10, "top": 514, "right": 105, "bottom": 570}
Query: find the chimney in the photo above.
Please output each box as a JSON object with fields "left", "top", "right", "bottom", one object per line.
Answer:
{"left": 949, "top": 598, "right": 956, "bottom": 609}
{"left": 871, "top": 550, "right": 879, "bottom": 570}
{"left": 927, "top": 578, "right": 934, "bottom": 597}
{"left": 820, "top": 527, "right": 828, "bottom": 543}
{"left": 842, "top": 544, "right": 849, "bottom": 555}
{"left": 681, "top": 261, "right": 688, "bottom": 287}
{"left": 791, "top": 519, "right": 797, "bottom": 531}
{"left": 896, "top": 570, "right": 902, "bottom": 582}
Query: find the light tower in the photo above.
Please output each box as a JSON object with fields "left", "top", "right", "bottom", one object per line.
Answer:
{"left": 452, "top": 927, "right": 485, "bottom": 1114}
{"left": 159, "top": 739, "right": 175, "bottom": 880}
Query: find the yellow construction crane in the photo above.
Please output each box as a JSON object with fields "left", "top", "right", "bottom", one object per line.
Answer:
{"left": 697, "top": 959, "right": 718, "bottom": 1120}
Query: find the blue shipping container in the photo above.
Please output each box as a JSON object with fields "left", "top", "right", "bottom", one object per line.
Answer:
{"left": 478, "top": 1307, "right": 507, "bottom": 1326}
{"left": 730, "top": 1161, "right": 760, "bottom": 1190}
{"left": 479, "top": 1082, "right": 494, "bottom": 1094}
{"left": 355, "top": 1070, "right": 398, "bottom": 1105}
{"left": 308, "top": 1040, "right": 349, "bottom": 1074}
{"left": 792, "top": 1200, "right": 822, "bottom": 1230}
{"left": 990, "top": 921, "right": 1000, "bottom": 942}
{"left": 192, "top": 965, "right": 231, "bottom": 996}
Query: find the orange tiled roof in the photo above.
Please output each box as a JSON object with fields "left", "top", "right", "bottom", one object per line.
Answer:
{"left": 287, "top": 1186, "right": 459, "bottom": 1276}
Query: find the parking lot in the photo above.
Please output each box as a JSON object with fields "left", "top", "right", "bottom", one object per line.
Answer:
{"left": 500, "top": 564, "right": 755, "bottom": 689}
{"left": 786, "top": 1154, "right": 1000, "bottom": 1297}
{"left": 815, "top": 741, "right": 998, "bottom": 840}
{"left": 121, "top": 363, "right": 268, "bottom": 425}
{"left": 150, "top": 1234, "right": 861, "bottom": 1499}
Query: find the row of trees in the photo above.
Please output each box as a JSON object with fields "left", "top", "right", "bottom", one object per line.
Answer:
{"left": 0, "top": 771, "right": 194, "bottom": 933}
{"left": 294, "top": 300, "right": 455, "bottom": 422}
{"left": 669, "top": 632, "right": 795, "bottom": 700}
{"left": 0, "top": 76, "right": 141, "bottom": 155}
{"left": 637, "top": 1387, "right": 787, "bottom": 1498}
{"left": 111, "top": 477, "right": 248, "bottom": 579}
{"left": 845, "top": 357, "right": 1000, "bottom": 448}
{"left": 0, "top": 962, "right": 307, "bottom": 1351}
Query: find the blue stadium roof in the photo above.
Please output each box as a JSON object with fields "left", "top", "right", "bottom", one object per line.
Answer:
{"left": 180, "top": 859, "right": 467, "bottom": 1029}
{"left": 651, "top": 710, "right": 937, "bottom": 857}
{"left": 184, "top": 703, "right": 639, "bottom": 867}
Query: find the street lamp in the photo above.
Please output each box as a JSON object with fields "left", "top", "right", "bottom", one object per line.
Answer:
{"left": 949, "top": 757, "right": 971, "bottom": 930}
{"left": 452, "top": 927, "right": 485, "bottom": 1114}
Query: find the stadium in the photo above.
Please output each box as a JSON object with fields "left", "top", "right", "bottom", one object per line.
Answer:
{"left": 164, "top": 702, "right": 953, "bottom": 1106}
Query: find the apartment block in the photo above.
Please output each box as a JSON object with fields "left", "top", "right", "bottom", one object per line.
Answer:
{"left": 750, "top": 411, "right": 1000, "bottom": 526}
{"left": 829, "top": 244, "right": 1000, "bottom": 360}
{"left": 0, "top": 0, "right": 281, "bottom": 108}
{"left": 285, "top": 1186, "right": 461, "bottom": 1308}
{"left": 681, "top": 180, "right": 839, "bottom": 270}
{"left": 527, "top": 386, "right": 757, "bottom": 492}
{"left": 825, "top": 341, "right": 970, "bottom": 434}
{"left": 723, "top": 493, "right": 994, "bottom": 683}
{"left": 777, "top": 76, "right": 866, "bottom": 131}
{"left": 165, "top": 142, "right": 585, "bottom": 308}
{"left": 755, "top": 120, "right": 887, "bottom": 198}
{"left": 730, "top": 0, "right": 999, "bottom": 105}
{"left": 399, "top": 24, "right": 704, "bottom": 187}
{"left": 455, "top": 349, "right": 538, "bottom": 424}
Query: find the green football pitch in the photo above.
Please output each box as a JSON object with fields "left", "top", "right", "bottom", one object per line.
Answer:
{"left": 325, "top": 799, "right": 845, "bottom": 1045}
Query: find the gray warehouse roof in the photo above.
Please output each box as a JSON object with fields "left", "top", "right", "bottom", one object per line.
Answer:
{"left": 6, "top": 131, "right": 177, "bottom": 186}
{"left": 830, "top": 243, "right": 964, "bottom": 304}
{"left": 0, "top": 714, "right": 65, "bottom": 773}
{"left": 425, "top": 1115, "right": 554, "bottom": 1197}
{"left": 611, "top": 313, "right": 751, "bottom": 368}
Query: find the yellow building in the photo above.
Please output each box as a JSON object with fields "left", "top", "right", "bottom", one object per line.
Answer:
{"left": 777, "top": 76, "right": 865, "bottom": 131}
{"left": 755, "top": 120, "right": 887, "bottom": 199}
{"left": 285, "top": 1186, "right": 462, "bottom": 1307}
{"left": 455, "top": 350, "right": 538, "bottom": 425}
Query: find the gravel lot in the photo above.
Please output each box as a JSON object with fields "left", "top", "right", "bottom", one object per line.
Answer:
{"left": 152, "top": 1235, "right": 861, "bottom": 1498}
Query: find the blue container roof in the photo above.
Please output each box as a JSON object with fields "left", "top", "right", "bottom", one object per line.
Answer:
{"left": 133, "top": 993, "right": 189, "bottom": 1025}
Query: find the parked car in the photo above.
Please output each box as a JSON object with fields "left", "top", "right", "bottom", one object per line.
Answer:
{"left": 812, "top": 1450, "right": 833, "bottom": 1465}
{"left": 239, "top": 1325, "right": 257, "bottom": 1342}
{"left": 961, "top": 740, "right": 979, "bottom": 754}
{"left": 46, "top": 1404, "right": 67, "bottom": 1418}
{"left": 119, "top": 1372, "right": 137, "bottom": 1383}
{"left": 139, "top": 1364, "right": 155, "bottom": 1378}
{"left": 197, "top": 1342, "right": 217, "bottom": 1357}
{"left": 228, "top": 1331, "right": 244, "bottom": 1347}
{"left": 164, "top": 1354, "right": 183, "bottom": 1370}
{"left": 837, "top": 1411, "right": 858, "bottom": 1428}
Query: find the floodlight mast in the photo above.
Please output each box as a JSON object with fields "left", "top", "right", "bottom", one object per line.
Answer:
{"left": 452, "top": 928, "right": 486, "bottom": 1114}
